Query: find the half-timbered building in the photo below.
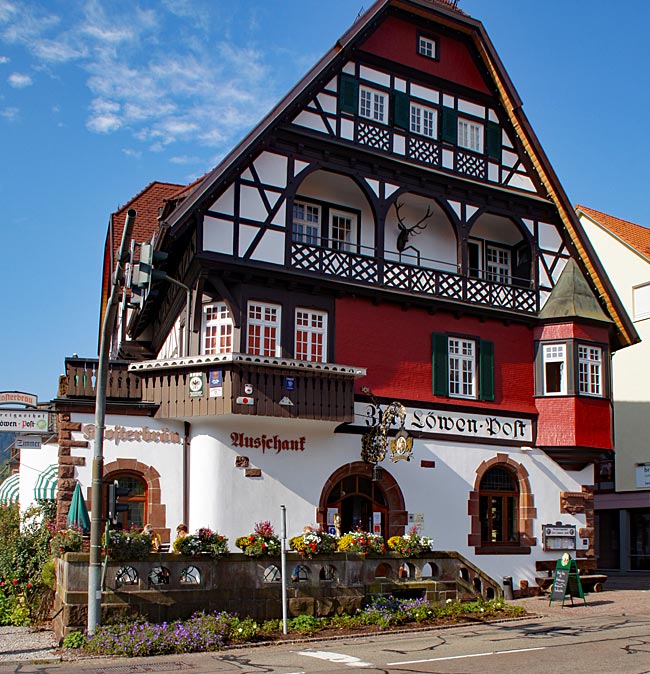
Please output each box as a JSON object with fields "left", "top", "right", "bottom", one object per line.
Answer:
{"left": 54, "top": 0, "right": 637, "bottom": 589}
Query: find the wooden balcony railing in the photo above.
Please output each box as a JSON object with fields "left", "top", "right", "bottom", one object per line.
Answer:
{"left": 63, "top": 358, "right": 142, "bottom": 400}
{"left": 129, "top": 354, "right": 365, "bottom": 422}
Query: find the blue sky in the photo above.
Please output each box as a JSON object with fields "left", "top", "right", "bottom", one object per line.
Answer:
{"left": 0, "top": 0, "right": 648, "bottom": 403}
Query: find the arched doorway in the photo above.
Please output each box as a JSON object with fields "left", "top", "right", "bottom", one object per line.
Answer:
{"left": 318, "top": 462, "right": 407, "bottom": 539}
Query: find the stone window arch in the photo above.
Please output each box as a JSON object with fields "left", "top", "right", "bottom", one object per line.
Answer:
{"left": 468, "top": 453, "right": 536, "bottom": 554}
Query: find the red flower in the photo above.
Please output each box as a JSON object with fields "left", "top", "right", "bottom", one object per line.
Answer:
{"left": 0, "top": 581, "right": 5, "bottom": 587}
{"left": 12, "top": 579, "right": 18, "bottom": 585}
{"left": 26, "top": 583, "right": 32, "bottom": 589}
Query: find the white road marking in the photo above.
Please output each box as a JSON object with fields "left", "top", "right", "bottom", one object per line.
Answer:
{"left": 388, "top": 645, "right": 546, "bottom": 665}
{"left": 296, "top": 650, "right": 372, "bottom": 667}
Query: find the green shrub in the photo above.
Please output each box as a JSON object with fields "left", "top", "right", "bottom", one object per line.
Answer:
{"left": 104, "top": 530, "right": 152, "bottom": 560}
{"left": 63, "top": 630, "right": 87, "bottom": 649}
{"left": 50, "top": 528, "right": 83, "bottom": 557}
{"left": 288, "top": 614, "right": 320, "bottom": 635}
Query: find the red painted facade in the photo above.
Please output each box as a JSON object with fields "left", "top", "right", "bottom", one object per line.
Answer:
{"left": 335, "top": 296, "right": 536, "bottom": 413}
{"left": 359, "top": 15, "right": 491, "bottom": 94}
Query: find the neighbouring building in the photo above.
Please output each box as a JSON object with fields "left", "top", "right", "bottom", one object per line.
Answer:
{"left": 577, "top": 205, "right": 650, "bottom": 572}
{"left": 49, "top": 0, "right": 639, "bottom": 591}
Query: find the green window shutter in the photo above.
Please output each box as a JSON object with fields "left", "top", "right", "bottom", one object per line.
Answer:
{"left": 479, "top": 339, "right": 495, "bottom": 401}
{"left": 393, "top": 91, "right": 410, "bottom": 130}
{"left": 339, "top": 74, "right": 358, "bottom": 114}
{"left": 486, "top": 121, "right": 501, "bottom": 159}
{"left": 432, "top": 333, "right": 449, "bottom": 397}
{"left": 441, "top": 107, "right": 457, "bottom": 144}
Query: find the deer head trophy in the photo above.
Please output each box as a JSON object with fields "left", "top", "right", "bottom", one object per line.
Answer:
{"left": 395, "top": 202, "right": 434, "bottom": 253}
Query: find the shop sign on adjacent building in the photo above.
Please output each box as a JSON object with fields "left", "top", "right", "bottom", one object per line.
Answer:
{"left": 0, "top": 391, "right": 38, "bottom": 407}
{"left": 15, "top": 435, "right": 42, "bottom": 450}
{"left": 0, "top": 410, "right": 48, "bottom": 432}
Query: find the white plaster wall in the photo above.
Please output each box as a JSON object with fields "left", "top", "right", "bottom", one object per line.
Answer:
{"left": 19, "top": 442, "right": 59, "bottom": 514}
{"left": 70, "top": 413, "right": 185, "bottom": 530}
{"left": 579, "top": 213, "right": 650, "bottom": 492}
{"left": 186, "top": 414, "right": 591, "bottom": 587}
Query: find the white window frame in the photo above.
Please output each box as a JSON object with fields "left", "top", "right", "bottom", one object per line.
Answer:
{"left": 486, "top": 245, "right": 511, "bottom": 285}
{"left": 448, "top": 337, "right": 476, "bottom": 399}
{"left": 247, "top": 301, "right": 281, "bottom": 357}
{"left": 292, "top": 201, "right": 321, "bottom": 245}
{"left": 295, "top": 308, "right": 328, "bottom": 363}
{"left": 359, "top": 86, "right": 388, "bottom": 124}
{"left": 543, "top": 343, "right": 567, "bottom": 395}
{"left": 330, "top": 210, "right": 356, "bottom": 252}
{"left": 578, "top": 344, "right": 603, "bottom": 396}
{"left": 418, "top": 36, "right": 436, "bottom": 59}
{"left": 410, "top": 102, "right": 437, "bottom": 139}
{"left": 633, "top": 282, "right": 650, "bottom": 322}
{"left": 458, "top": 117, "right": 484, "bottom": 153}
{"left": 202, "top": 303, "right": 233, "bottom": 355}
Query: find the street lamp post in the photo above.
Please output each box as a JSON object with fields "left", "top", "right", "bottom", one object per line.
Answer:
{"left": 87, "top": 208, "right": 136, "bottom": 635}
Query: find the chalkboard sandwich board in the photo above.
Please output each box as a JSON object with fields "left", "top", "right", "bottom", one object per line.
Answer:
{"left": 549, "top": 552, "right": 586, "bottom": 606}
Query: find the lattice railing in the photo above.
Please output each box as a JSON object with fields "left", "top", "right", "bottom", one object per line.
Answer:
{"left": 291, "top": 243, "right": 537, "bottom": 314}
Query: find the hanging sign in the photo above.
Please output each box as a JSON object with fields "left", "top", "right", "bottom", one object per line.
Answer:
{"left": 549, "top": 553, "right": 586, "bottom": 607}
{"left": 0, "top": 410, "right": 48, "bottom": 432}
{"left": 0, "top": 391, "right": 38, "bottom": 407}
{"left": 15, "top": 435, "right": 42, "bottom": 450}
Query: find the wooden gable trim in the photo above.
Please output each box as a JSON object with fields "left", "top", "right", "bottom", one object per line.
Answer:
{"left": 469, "top": 32, "right": 638, "bottom": 350}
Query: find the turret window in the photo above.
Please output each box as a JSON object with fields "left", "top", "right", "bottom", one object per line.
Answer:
{"left": 543, "top": 343, "right": 566, "bottom": 395}
{"left": 578, "top": 345, "right": 602, "bottom": 396}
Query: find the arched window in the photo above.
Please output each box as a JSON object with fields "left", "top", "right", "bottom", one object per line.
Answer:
{"left": 479, "top": 467, "right": 519, "bottom": 545}
{"left": 326, "top": 474, "right": 387, "bottom": 537}
{"left": 103, "top": 473, "right": 147, "bottom": 531}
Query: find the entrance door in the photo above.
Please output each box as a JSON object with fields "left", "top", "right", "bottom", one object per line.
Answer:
{"left": 326, "top": 473, "right": 387, "bottom": 537}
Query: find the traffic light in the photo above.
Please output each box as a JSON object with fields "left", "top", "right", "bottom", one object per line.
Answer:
{"left": 132, "top": 242, "right": 169, "bottom": 291}
{"left": 107, "top": 480, "right": 131, "bottom": 523}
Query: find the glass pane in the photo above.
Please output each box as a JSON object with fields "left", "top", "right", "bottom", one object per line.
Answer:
{"left": 480, "top": 467, "right": 516, "bottom": 492}
{"left": 479, "top": 495, "right": 489, "bottom": 542}
{"left": 118, "top": 476, "right": 145, "bottom": 496}
{"left": 507, "top": 495, "right": 518, "bottom": 542}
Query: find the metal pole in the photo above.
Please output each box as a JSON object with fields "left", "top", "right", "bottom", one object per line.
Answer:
{"left": 280, "top": 505, "right": 288, "bottom": 635}
{"left": 87, "top": 208, "right": 136, "bottom": 635}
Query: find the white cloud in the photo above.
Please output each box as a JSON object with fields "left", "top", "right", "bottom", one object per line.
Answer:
{"left": 86, "top": 112, "right": 121, "bottom": 133}
{"left": 8, "top": 71, "right": 31, "bottom": 87}
{"left": 0, "top": 105, "right": 18, "bottom": 120}
{"left": 169, "top": 154, "right": 201, "bottom": 165}
{"left": 122, "top": 147, "right": 142, "bottom": 158}
{"left": 0, "top": 55, "right": 8, "bottom": 64}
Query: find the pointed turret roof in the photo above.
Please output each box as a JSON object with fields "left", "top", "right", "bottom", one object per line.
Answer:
{"left": 539, "top": 258, "right": 611, "bottom": 323}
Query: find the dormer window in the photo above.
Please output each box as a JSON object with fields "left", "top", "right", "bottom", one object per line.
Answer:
{"left": 417, "top": 34, "right": 437, "bottom": 60}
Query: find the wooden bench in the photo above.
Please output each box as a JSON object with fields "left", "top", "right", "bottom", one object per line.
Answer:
{"left": 535, "top": 559, "right": 607, "bottom": 593}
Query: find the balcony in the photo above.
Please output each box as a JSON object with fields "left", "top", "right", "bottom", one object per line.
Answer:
{"left": 291, "top": 242, "right": 537, "bottom": 314}
{"left": 62, "top": 358, "right": 142, "bottom": 400}
{"left": 128, "top": 354, "right": 365, "bottom": 422}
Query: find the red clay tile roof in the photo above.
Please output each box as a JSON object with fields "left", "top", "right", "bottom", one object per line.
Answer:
{"left": 110, "top": 181, "right": 184, "bottom": 261}
{"left": 577, "top": 204, "right": 650, "bottom": 259}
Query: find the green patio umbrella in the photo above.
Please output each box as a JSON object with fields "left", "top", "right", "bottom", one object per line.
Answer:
{"left": 66, "top": 482, "right": 90, "bottom": 533}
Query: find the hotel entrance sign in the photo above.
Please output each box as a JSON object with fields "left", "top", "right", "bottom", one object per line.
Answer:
{"left": 0, "top": 410, "right": 48, "bottom": 432}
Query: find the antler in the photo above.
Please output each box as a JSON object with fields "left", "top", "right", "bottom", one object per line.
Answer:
{"left": 395, "top": 203, "right": 434, "bottom": 252}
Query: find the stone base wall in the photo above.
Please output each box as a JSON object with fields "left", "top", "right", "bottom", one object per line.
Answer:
{"left": 53, "top": 551, "right": 500, "bottom": 639}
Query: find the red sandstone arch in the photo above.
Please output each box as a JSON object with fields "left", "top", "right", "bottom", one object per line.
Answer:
{"left": 317, "top": 461, "right": 407, "bottom": 538}
{"left": 104, "top": 459, "right": 169, "bottom": 543}
{"left": 467, "top": 453, "right": 537, "bottom": 551}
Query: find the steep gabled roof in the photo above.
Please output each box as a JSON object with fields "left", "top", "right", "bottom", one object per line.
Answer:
{"left": 154, "top": 0, "right": 637, "bottom": 349}
{"left": 576, "top": 205, "right": 650, "bottom": 260}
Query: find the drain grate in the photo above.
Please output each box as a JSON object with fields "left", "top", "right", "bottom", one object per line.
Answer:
{"left": 84, "top": 662, "right": 196, "bottom": 674}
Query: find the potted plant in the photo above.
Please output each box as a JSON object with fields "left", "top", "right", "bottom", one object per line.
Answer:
{"left": 337, "top": 530, "right": 385, "bottom": 554}
{"left": 103, "top": 529, "right": 152, "bottom": 560}
{"left": 387, "top": 527, "right": 434, "bottom": 557}
{"left": 235, "top": 521, "right": 281, "bottom": 557}
{"left": 50, "top": 527, "right": 84, "bottom": 557}
{"left": 289, "top": 526, "right": 338, "bottom": 559}
{"left": 173, "top": 527, "right": 229, "bottom": 558}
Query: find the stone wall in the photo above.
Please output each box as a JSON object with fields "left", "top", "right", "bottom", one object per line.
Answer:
{"left": 53, "top": 551, "right": 500, "bottom": 639}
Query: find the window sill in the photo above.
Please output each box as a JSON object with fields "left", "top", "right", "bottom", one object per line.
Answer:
{"left": 475, "top": 545, "right": 531, "bottom": 555}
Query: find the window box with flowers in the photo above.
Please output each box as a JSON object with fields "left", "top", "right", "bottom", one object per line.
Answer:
{"left": 103, "top": 530, "right": 153, "bottom": 561}
{"left": 387, "top": 528, "right": 435, "bottom": 557}
{"left": 289, "top": 527, "right": 338, "bottom": 559}
{"left": 173, "top": 527, "right": 229, "bottom": 558}
{"left": 235, "top": 521, "right": 281, "bottom": 557}
{"left": 337, "top": 531, "right": 385, "bottom": 554}
{"left": 50, "top": 528, "right": 84, "bottom": 558}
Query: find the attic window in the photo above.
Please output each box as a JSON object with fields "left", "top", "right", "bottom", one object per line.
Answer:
{"left": 417, "top": 34, "right": 438, "bottom": 60}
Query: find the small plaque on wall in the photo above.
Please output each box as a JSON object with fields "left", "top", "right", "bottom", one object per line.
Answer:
{"left": 245, "top": 468, "right": 262, "bottom": 478}
{"left": 235, "top": 456, "right": 249, "bottom": 468}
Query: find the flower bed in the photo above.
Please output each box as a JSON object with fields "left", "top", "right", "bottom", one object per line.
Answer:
{"left": 337, "top": 531, "right": 385, "bottom": 554}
